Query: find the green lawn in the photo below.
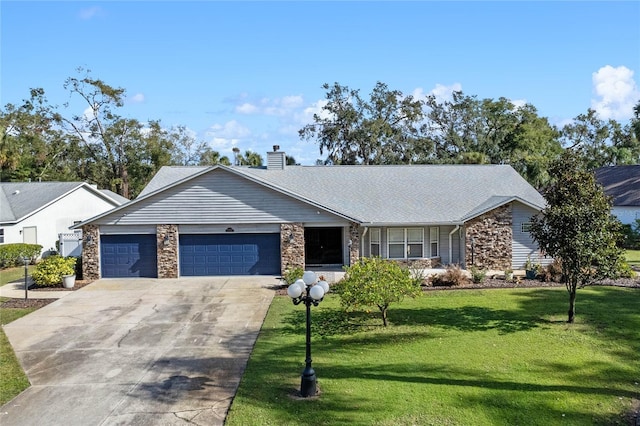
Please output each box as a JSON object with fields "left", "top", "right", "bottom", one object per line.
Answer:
{"left": 625, "top": 250, "right": 640, "bottom": 267}
{"left": 227, "top": 287, "right": 640, "bottom": 426}
{"left": 0, "top": 265, "right": 35, "bottom": 286}
{"left": 0, "top": 297, "right": 39, "bottom": 405}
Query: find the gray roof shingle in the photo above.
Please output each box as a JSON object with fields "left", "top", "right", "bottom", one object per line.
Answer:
{"left": 1, "top": 182, "right": 126, "bottom": 223}
{"left": 594, "top": 165, "right": 640, "bottom": 206}
{"left": 137, "top": 164, "right": 545, "bottom": 225}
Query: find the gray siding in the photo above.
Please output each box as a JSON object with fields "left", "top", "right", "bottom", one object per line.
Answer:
{"left": 512, "top": 202, "right": 551, "bottom": 268}
{"left": 93, "top": 169, "right": 347, "bottom": 226}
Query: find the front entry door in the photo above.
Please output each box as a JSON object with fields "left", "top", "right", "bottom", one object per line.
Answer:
{"left": 304, "top": 227, "right": 343, "bottom": 265}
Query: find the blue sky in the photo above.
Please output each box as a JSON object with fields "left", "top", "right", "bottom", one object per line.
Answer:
{"left": 2, "top": 1, "right": 639, "bottom": 165}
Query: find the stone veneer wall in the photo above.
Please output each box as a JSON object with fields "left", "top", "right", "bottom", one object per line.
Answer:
{"left": 348, "top": 223, "right": 361, "bottom": 266}
{"left": 281, "top": 223, "right": 305, "bottom": 275}
{"left": 393, "top": 257, "right": 441, "bottom": 269}
{"left": 157, "top": 224, "right": 178, "bottom": 278}
{"left": 465, "top": 204, "right": 513, "bottom": 270}
{"left": 82, "top": 224, "right": 100, "bottom": 281}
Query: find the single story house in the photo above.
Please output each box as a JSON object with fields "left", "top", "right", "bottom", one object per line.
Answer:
{"left": 76, "top": 149, "right": 549, "bottom": 280}
{"left": 594, "top": 165, "right": 640, "bottom": 225}
{"left": 0, "top": 182, "right": 128, "bottom": 257}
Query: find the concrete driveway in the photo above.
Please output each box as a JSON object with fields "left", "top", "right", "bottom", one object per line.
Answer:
{"left": 1, "top": 277, "right": 277, "bottom": 426}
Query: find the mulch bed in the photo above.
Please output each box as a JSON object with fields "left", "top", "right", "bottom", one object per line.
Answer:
{"left": 273, "top": 276, "right": 640, "bottom": 296}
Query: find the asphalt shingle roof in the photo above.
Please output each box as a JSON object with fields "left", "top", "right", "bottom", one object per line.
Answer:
{"left": 594, "top": 165, "right": 640, "bottom": 206}
{"left": 0, "top": 182, "right": 126, "bottom": 223}
{"left": 139, "top": 164, "right": 545, "bottom": 225}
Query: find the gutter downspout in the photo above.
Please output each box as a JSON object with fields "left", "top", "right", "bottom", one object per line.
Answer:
{"left": 449, "top": 225, "right": 460, "bottom": 265}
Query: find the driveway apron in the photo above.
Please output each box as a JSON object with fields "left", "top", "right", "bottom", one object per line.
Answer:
{"left": 0, "top": 277, "right": 276, "bottom": 426}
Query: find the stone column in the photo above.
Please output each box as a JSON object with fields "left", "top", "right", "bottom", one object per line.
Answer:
{"left": 281, "top": 223, "right": 304, "bottom": 275}
{"left": 82, "top": 224, "right": 100, "bottom": 281}
{"left": 348, "top": 222, "right": 361, "bottom": 266}
{"left": 464, "top": 204, "right": 513, "bottom": 270}
{"left": 157, "top": 225, "right": 178, "bottom": 278}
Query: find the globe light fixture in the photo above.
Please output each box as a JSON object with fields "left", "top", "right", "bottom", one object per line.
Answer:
{"left": 287, "top": 270, "right": 329, "bottom": 397}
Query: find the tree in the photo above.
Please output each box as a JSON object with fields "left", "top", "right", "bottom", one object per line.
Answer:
{"left": 335, "top": 257, "right": 422, "bottom": 326}
{"left": 0, "top": 89, "right": 71, "bottom": 182}
{"left": 529, "top": 150, "right": 623, "bottom": 323}
{"left": 299, "top": 82, "right": 425, "bottom": 165}
{"left": 54, "top": 68, "right": 144, "bottom": 198}
{"left": 198, "top": 148, "right": 231, "bottom": 166}
{"left": 235, "top": 150, "right": 263, "bottom": 166}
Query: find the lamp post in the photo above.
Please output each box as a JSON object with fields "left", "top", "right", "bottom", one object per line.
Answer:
{"left": 287, "top": 270, "right": 330, "bottom": 397}
{"left": 21, "top": 256, "right": 29, "bottom": 300}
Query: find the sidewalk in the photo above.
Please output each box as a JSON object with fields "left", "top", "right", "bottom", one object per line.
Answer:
{"left": 0, "top": 277, "right": 72, "bottom": 299}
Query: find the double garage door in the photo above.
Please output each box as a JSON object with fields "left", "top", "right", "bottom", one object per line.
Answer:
{"left": 100, "top": 233, "right": 280, "bottom": 278}
{"left": 180, "top": 234, "right": 280, "bottom": 276}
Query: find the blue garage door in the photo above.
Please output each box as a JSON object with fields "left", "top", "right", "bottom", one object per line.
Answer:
{"left": 180, "top": 234, "right": 280, "bottom": 276}
{"left": 101, "top": 235, "right": 158, "bottom": 278}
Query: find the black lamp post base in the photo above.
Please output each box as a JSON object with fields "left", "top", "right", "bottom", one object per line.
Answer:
{"left": 300, "top": 367, "right": 317, "bottom": 397}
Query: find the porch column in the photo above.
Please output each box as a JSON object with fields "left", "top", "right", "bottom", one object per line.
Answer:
{"left": 157, "top": 224, "right": 178, "bottom": 278}
{"left": 281, "top": 223, "right": 305, "bottom": 274}
{"left": 348, "top": 222, "right": 361, "bottom": 266}
{"left": 82, "top": 225, "right": 100, "bottom": 281}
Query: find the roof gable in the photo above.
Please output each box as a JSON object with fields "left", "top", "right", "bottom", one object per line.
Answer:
{"left": 0, "top": 182, "right": 126, "bottom": 224}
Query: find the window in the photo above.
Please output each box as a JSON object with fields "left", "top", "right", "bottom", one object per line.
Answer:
{"left": 388, "top": 229, "right": 405, "bottom": 258}
{"left": 521, "top": 222, "right": 532, "bottom": 233}
{"left": 407, "top": 228, "right": 424, "bottom": 258}
{"left": 387, "top": 228, "right": 424, "bottom": 259}
{"left": 430, "top": 227, "right": 439, "bottom": 257}
{"left": 0, "top": 228, "right": 4, "bottom": 244}
{"left": 370, "top": 228, "right": 381, "bottom": 257}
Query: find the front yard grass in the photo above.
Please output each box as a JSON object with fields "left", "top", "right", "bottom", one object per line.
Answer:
{"left": 227, "top": 286, "right": 640, "bottom": 426}
{"left": 625, "top": 250, "right": 640, "bottom": 268}
{"left": 0, "top": 265, "right": 35, "bottom": 286}
{"left": 0, "top": 297, "right": 39, "bottom": 405}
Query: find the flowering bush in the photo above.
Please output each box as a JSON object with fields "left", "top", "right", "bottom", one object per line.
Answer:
{"left": 32, "top": 256, "right": 76, "bottom": 287}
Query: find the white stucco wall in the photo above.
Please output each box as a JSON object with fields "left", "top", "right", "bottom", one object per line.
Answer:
{"left": 1, "top": 187, "right": 118, "bottom": 257}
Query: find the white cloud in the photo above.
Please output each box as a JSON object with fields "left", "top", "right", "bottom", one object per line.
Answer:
{"left": 511, "top": 99, "right": 527, "bottom": 109}
{"left": 233, "top": 94, "right": 304, "bottom": 116}
{"left": 78, "top": 6, "right": 103, "bottom": 20}
{"left": 236, "top": 103, "right": 258, "bottom": 114}
{"left": 204, "top": 120, "right": 252, "bottom": 151}
{"left": 591, "top": 65, "right": 640, "bottom": 120}
{"left": 130, "top": 93, "right": 145, "bottom": 103}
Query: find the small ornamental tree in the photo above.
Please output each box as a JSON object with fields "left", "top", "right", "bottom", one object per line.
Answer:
{"left": 530, "top": 150, "right": 623, "bottom": 323}
{"left": 336, "top": 257, "right": 422, "bottom": 326}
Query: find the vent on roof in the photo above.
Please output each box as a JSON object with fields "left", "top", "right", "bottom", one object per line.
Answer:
{"left": 12, "top": 190, "right": 20, "bottom": 195}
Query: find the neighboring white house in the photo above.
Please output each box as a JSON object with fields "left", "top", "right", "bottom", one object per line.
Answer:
{"left": 0, "top": 182, "right": 128, "bottom": 257}
{"left": 594, "top": 166, "right": 640, "bottom": 225}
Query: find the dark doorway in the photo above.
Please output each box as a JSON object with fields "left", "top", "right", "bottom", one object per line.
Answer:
{"left": 304, "top": 227, "right": 343, "bottom": 265}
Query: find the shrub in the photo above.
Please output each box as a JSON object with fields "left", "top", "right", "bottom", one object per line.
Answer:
{"left": 615, "top": 260, "right": 635, "bottom": 279}
{"left": 431, "top": 265, "right": 469, "bottom": 287}
{"left": 337, "top": 257, "right": 421, "bottom": 326}
{"left": 282, "top": 266, "right": 304, "bottom": 285}
{"left": 470, "top": 266, "right": 487, "bottom": 284}
{"left": 0, "top": 243, "right": 43, "bottom": 268}
{"left": 540, "top": 259, "right": 564, "bottom": 283}
{"left": 32, "top": 256, "right": 76, "bottom": 287}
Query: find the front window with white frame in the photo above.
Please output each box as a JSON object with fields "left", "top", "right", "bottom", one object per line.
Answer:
{"left": 429, "top": 227, "right": 439, "bottom": 257}
{"left": 387, "top": 228, "right": 424, "bottom": 259}
{"left": 370, "top": 228, "right": 381, "bottom": 256}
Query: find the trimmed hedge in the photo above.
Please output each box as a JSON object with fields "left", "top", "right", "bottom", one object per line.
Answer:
{"left": 0, "top": 243, "right": 43, "bottom": 268}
